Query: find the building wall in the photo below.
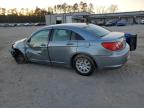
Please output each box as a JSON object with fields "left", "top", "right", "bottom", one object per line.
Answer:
{"left": 45, "top": 15, "right": 50, "bottom": 25}
{"left": 45, "top": 11, "right": 144, "bottom": 25}
{"left": 45, "top": 14, "right": 56, "bottom": 25}
{"left": 136, "top": 16, "right": 144, "bottom": 24}
{"left": 45, "top": 12, "right": 90, "bottom": 25}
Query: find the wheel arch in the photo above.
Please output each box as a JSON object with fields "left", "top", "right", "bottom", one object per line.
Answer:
{"left": 13, "top": 48, "right": 25, "bottom": 57}
{"left": 70, "top": 53, "right": 98, "bottom": 68}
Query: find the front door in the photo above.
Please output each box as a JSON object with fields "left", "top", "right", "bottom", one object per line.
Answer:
{"left": 26, "top": 29, "right": 51, "bottom": 63}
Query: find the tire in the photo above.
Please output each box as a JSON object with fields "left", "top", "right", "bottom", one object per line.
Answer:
{"left": 14, "top": 51, "right": 26, "bottom": 64}
{"left": 73, "top": 55, "right": 95, "bottom": 76}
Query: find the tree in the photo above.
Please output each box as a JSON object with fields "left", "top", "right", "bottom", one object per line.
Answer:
{"left": 62, "top": 3, "right": 67, "bottom": 13}
{"left": 25, "top": 8, "right": 29, "bottom": 16}
{"left": 29, "top": 9, "right": 35, "bottom": 16}
{"left": 108, "top": 5, "right": 118, "bottom": 13}
{"left": 79, "top": 1, "right": 84, "bottom": 12}
{"left": 67, "top": 5, "right": 72, "bottom": 13}
{"left": 34, "top": 6, "right": 41, "bottom": 16}
{"left": 41, "top": 9, "right": 48, "bottom": 15}
{"left": 57, "top": 5, "right": 62, "bottom": 13}
{"left": 83, "top": 3, "right": 88, "bottom": 12}
{"left": 88, "top": 3, "right": 94, "bottom": 13}
{"left": 73, "top": 3, "right": 79, "bottom": 12}
{"left": 19, "top": 8, "right": 25, "bottom": 16}
{"left": 0, "top": 8, "right": 6, "bottom": 15}
{"left": 79, "top": 1, "right": 88, "bottom": 12}
{"left": 47, "top": 7, "right": 53, "bottom": 14}
{"left": 54, "top": 5, "right": 57, "bottom": 13}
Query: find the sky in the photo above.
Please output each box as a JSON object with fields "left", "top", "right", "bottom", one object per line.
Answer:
{"left": 0, "top": 0, "right": 144, "bottom": 12}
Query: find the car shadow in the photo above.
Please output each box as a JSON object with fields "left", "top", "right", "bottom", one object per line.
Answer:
{"left": 27, "top": 61, "right": 130, "bottom": 77}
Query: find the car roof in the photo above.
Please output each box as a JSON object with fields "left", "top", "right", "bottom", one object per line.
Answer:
{"left": 41, "top": 23, "right": 89, "bottom": 29}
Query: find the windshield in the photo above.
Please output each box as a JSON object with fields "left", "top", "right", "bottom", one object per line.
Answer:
{"left": 83, "top": 24, "right": 110, "bottom": 37}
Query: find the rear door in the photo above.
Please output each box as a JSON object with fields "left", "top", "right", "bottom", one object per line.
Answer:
{"left": 48, "top": 29, "right": 78, "bottom": 64}
{"left": 26, "top": 29, "right": 51, "bottom": 63}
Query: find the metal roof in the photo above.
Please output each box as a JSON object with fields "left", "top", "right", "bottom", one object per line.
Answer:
{"left": 90, "top": 11, "right": 144, "bottom": 18}
{"left": 42, "top": 23, "right": 88, "bottom": 29}
{"left": 46, "top": 12, "right": 90, "bottom": 16}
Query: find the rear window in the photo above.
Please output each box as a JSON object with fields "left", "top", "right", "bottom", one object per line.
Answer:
{"left": 83, "top": 24, "right": 110, "bottom": 37}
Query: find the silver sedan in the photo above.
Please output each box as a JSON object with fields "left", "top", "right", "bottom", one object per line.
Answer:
{"left": 10, "top": 23, "right": 129, "bottom": 76}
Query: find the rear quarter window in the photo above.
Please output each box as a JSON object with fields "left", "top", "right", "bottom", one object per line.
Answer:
{"left": 71, "top": 32, "right": 84, "bottom": 40}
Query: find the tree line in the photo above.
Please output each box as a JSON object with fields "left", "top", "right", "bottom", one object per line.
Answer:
{"left": 0, "top": 1, "right": 118, "bottom": 23}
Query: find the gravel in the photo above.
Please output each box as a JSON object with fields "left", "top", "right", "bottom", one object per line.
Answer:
{"left": 0, "top": 25, "right": 144, "bottom": 108}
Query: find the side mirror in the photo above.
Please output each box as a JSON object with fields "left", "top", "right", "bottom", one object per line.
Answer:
{"left": 27, "top": 38, "right": 31, "bottom": 43}
{"left": 26, "top": 38, "right": 33, "bottom": 47}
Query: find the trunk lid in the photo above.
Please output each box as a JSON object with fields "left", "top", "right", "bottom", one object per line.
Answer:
{"left": 100, "top": 32, "right": 125, "bottom": 41}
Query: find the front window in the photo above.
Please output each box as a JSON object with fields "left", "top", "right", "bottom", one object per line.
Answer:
{"left": 83, "top": 24, "right": 110, "bottom": 37}
{"left": 28, "top": 30, "right": 50, "bottom": 47}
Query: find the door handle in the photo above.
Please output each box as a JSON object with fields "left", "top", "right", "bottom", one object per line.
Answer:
{"left": 40, "top": 43, "right": 47, "bottom": 47}
{"left": 66, "top": 43, "right": 74, "bottom": 45}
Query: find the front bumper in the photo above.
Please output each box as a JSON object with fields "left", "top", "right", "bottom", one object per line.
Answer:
{"left": 9, "top": 48, "right": 16, "bottom": 57}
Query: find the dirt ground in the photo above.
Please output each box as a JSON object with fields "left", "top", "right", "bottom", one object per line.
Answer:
{"left": 0, "top": 25, "right": 144, "bottom": 108}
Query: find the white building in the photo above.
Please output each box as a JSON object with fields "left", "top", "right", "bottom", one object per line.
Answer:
{"left": 45, "top": 12, "right": 90, "bottom": 25}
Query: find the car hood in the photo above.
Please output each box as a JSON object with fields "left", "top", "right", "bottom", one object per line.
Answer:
{"left": 15, "top": 38, "right": 27, "bottom": 44}
{"left": 100, "top": 32, "right": 124, "bottom": 41}
{"left": 12, "top": 38, "right": 27, "bottom": 55}
{"left": 13, "top": 38, "right": 27, "bottom": 48}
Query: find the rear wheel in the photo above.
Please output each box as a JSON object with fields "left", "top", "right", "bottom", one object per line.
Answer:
{"left": 73, "top": 55, "right": 95, "bottom": 76}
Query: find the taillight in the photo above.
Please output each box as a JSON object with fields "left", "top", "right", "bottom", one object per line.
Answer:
{"left": 102, "top": 40, "right": 125, "bottom": 51}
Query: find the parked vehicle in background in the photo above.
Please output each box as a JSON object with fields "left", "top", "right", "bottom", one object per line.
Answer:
{"left": 34, "top": 22, "right": 46, "bottom": 26}
{"left": 0, "top": 24, "right": 4, "bottom": 27}
{"left": 3, "top": 24, "right": 9, "bottom": 27}
{"left": 0, "top": 23, "right": 14, "bottom": 27}
{"left": 117, "top": 19, "right": 127, "bottom": 26}
{"left": 8, "top": 23, "right": 17, "bottom": 27}
{"left": 16, "top": 23, "right": 21, "bottom": 27}
{"left": 141, "top": 19, "right": 144, "bottom": 24}
{"left": 105, "top": 19, "right": 120, "bottom": 26}
{"left": 96, "top": 20, "right": 105, "bottom": 26}
{"left": 10, "top": 23, "right": 129, "bottom": 76}
{"left": 24, "top": 23, "right": 32, "bottom": 26}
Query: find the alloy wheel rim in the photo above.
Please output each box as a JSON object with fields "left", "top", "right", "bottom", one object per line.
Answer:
{"left": 76, "top": 58, "right": 91, "bottom": 73}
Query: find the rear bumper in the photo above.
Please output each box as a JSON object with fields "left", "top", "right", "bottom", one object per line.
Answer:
{"left": 93, "top": 44, "right": 129, "bottom": 69}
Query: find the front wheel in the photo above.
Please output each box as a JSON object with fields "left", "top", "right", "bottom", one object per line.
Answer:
{"left": 73, "top": 55, "right": 95, "bottom": 76}
{"left": 14, "top": 51, "right": 26, "bottom": 64}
